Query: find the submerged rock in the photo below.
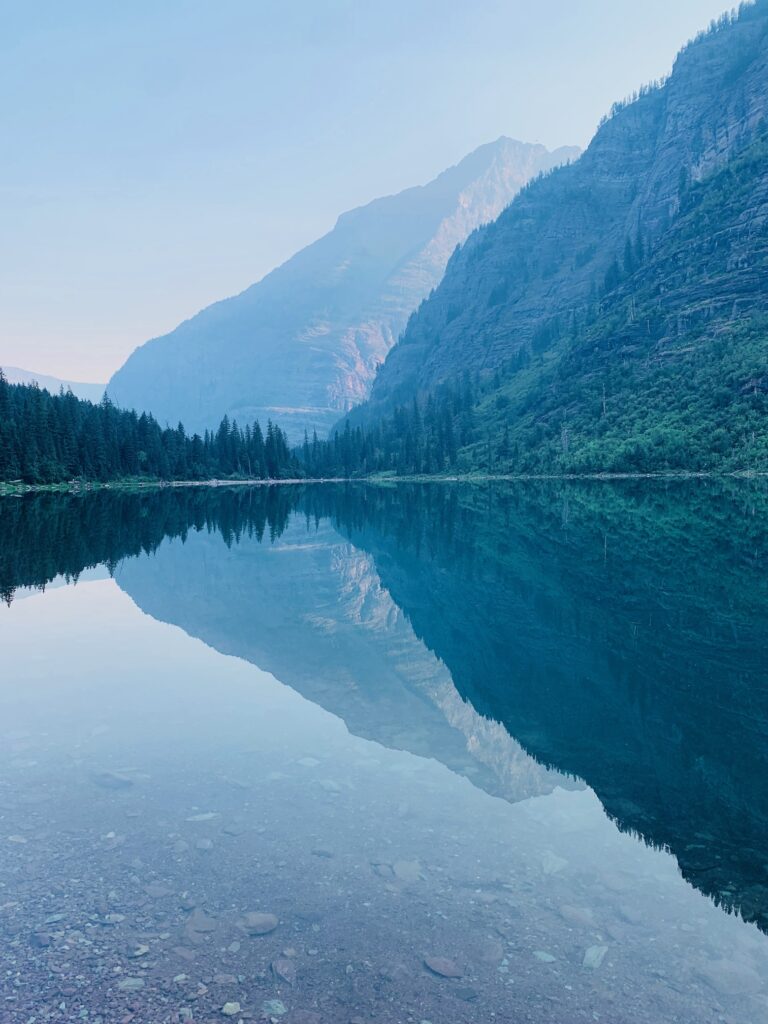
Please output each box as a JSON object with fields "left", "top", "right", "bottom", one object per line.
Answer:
{"left": 455, "top": 987, "right": 479, "bottom": 1002}
{"left": 144, "top": 882, "right": 172, "bottom": 898}
{"left": 533, "top": 950, "right": 557, "bottom": 963}
{"left": 186, "top": 907, "right": 218, "bottom": 933}
{"left": 583, "top": 945, "right": 609, "bottom": 969}
{"left": 559, "top": 904, "right": 595, "bottom": 928}
{"left": 262, "top": 999, "right": 287, "bottom": 1016}
{"left": 393, "top": 859, "right": 421, "bottom": 882}
{"left": 424, "top": 956, "right": 462, "bottom": 978}
{"left": 272, "top": 958, "right": 297, "bottom": 985}
{"left": 117, "top": 977, "right": 145, "bottom": 992}
{"left": 541, "top": 851, "right": 568, "bottom": 875}
{"left": 223, "top": 822, "right": 247, "bottom": 836}
{"left": 242, "top": 911, "right": 279, "bottom": 935}
{"left": 221, "top": 1001, "right": 241, "bottom": 1017}
{"left": 91, "top": 770, "right": 134, "bottom": 790}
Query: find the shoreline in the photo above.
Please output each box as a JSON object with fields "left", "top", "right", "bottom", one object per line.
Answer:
{"left": 2, "top": 469, "right": 768, "bottom": 497}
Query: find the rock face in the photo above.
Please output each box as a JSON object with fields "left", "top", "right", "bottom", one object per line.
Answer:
{"left": 106, "top": 139, "right": 578, "bottom": 442}
{"left": 352, "top": 5, "right": 768, "bottom": 427}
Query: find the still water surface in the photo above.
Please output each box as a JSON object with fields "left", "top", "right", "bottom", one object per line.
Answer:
{"left": 1, "top": 482, "right": 767, "bottom": 1023}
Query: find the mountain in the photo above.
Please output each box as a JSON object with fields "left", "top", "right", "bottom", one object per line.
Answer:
{"left": 348, "top": 4, "right": 768, "bottom": 473}
{"left": 2, "top": 366, "right": 105, "bottom": 403}
{"left": 107, "top": 138, "right": 579, "bottom": 442}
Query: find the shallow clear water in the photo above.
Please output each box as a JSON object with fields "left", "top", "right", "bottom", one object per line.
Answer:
{"left": 1, "top": 482, "right": 767, "bottom": 1023}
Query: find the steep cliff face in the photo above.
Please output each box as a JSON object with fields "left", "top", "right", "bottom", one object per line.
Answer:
{"left": 354, "top": 4, "right": 768, "bottom": 430}
{"left": 107, "top": 139, "right": 578, "bottom": 442}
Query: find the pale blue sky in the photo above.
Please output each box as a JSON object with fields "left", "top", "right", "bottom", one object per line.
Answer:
{"left": 0, "top": 0, "right": 735, "bottom": 381}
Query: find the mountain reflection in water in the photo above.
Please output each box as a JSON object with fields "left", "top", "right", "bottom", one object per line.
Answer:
{"left": 1, "top": 481, "right": 767, "bottom": 1023}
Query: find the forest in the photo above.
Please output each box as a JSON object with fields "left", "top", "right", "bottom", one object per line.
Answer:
{"left": 0, "top": 371, "right": 300, "bottom": 484}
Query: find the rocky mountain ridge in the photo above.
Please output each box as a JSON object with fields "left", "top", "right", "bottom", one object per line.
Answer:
{"left": 107, "top": 138, "right": 578, "bottom": 442}
{"left": 350, "top": 4, "right": 768, "bottom": 451}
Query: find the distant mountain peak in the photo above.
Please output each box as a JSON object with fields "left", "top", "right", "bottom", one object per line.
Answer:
{"left": 2, "top": 366, "right": 105, "bottom": 403}
{"left": 107, "top": 138, "right": 580, "bottom": 440}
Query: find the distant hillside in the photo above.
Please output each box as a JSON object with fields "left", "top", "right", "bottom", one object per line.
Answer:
{"left": 344, "top": 3, "right": 768, "bottom": 474}
{"left": 107, "top": 138, "right": 579, "bottom": 443}
{"left": 3, "top": 366, "right": 105, "bottom": 403}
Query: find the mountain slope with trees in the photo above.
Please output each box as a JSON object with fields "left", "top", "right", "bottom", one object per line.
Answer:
{"left": 341, "top": 3, "right": 768, "bottom": 474}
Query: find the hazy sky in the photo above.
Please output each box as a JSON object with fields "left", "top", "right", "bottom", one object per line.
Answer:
{"left": 1, "top": 0, "right": 735, "bottom": 381}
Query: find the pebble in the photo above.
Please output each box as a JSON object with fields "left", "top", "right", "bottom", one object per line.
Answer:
{"left": 144, "top": 883, "right": 172, "bottom": 898}
{"left": 242, "top": 911, "right": 279, "bottom": 935}
{"left": 186, "top": 907, "right": 218, "bottom": 933}
{"left": 424, "top": 956, "right": 462, "bottom": 978}
{"left": 583, "top": 945, "right": 608, "bottom": 969}
{"left": 455, "top": 987, "right": 479, "bottom": 1002}
{"left": 91, "top": 771, "right": 134, "bottom": 790}
{"left": 223, "top": 823, "right": 247, "bottom": 836}
{"left": 541, "top": 851, "right": 568, "bottom": 875}
{"left": 221, "top": 1001, "right": 241, "bottom": 1017}
{"left": 393, "top": 860, "right": 421, "bottom": 882}
{"left": 262, "top": 999, "right": 287, "bottom": 1016}
{"left": 533, "top": 950, "right": 557, "bottom": 963}
{"left": 272, "top": 958, "right": 297, "bottom": 985}
{"left": 117, "top": 978, "right": 145, "bottom": 992}
{"left": 559, "top": 905, "right": 595, "bottom": 928}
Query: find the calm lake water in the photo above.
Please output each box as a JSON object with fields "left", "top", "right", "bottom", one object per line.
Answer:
{"left": 1, "top": 481, "right": 767, "bottom": 1023}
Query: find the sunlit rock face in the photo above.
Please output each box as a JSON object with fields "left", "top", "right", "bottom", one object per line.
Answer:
{"left": 107, "top": 138, "right": 579, "bottom": 442}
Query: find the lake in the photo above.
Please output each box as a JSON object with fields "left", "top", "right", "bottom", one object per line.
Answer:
{"left": 1, "top": 481, "right": 767, "bottom": 1023}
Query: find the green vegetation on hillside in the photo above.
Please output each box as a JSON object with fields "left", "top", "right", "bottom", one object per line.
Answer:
{"left": 303, "top": 131, "right": 768, "bottom": 477}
